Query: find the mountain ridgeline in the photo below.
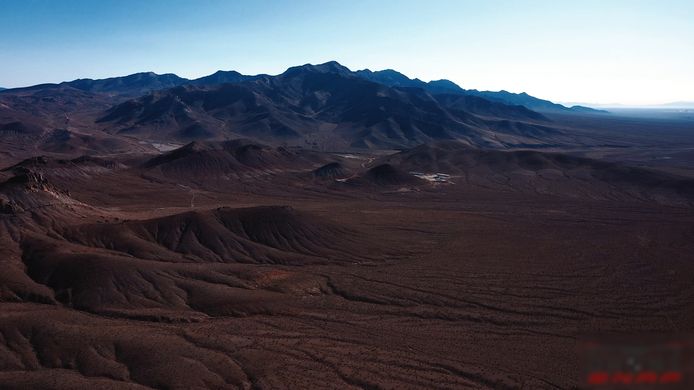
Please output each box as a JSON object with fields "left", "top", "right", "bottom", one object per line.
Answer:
{"left": 92, "top": 62, "right": 577, "bottom": 149}
{"left": 1, "top": 61, "right": 603, "bottom": 151}
{"left": 2, "top": 61, "right": 600, "bottom": 113}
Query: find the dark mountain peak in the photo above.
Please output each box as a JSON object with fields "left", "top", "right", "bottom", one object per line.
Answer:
{"left": 127, "top": 71, "right": 184, "bottom": 81}
{"left": 354, "top": 69, "right": 463, "bottom": 95}
{"left": 283, "top": 61, "right": 353, "bottom": 76}
{"left": 429, "top": 79, "right": 459, "bottom": 88}
{"left": 312, "top": 60, "right": 352, "bottom": 73}
{"left": 212, "top": 70, "right": 242, "bottom": 77}
{"left": 72, "top": 71, "right": 180, "bottom": 83}
{"left": 191, "top": 70, "right": 252, "bottom": 86}
{"left": 355, "top": 68, "right": 426, "bottom": 89}
{"left": 365, "top": 69, "right": 409, "bottom": 79}
{"left": 64, "top": 71, "right": 189, "bottom": 97}
{"left": 427, "top": 79, "right": 464, "bottom": 94}
{"left": 126, "top": 71, "right": 157, "bottom": 78}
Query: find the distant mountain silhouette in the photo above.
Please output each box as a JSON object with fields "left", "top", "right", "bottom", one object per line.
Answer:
{"left": 67, "top": 72, "right": 187, "bottom": 96}
{"left": 0, "top": 70, "right": 258, "bottom": 99}
{"left": 464, "top": 90, "right": 605, "bottom": 114}
{"left": 355, "top": 69, "right": 469, "bottom": 95}
{"left": 354, "top": 69, "right": 428, "bottom": 89}
{"left": 433, "top": 94, "right": 547, "bottom": 121}
{"left": 97, "top": 62, "right": 569, "bottom": 149}
{"left": 2, "top": 72, "right": 188, "bottom": 98}
{"left": 189, "top": 70, "right": 260, "bottom": 87}
{"left": 284, "top": 61, "right": 354, "bottom": 76}
{"left": 355, "top": 68, "right": 601, "bottom": 113}
{"left": 2, "top": 61, "right": 601, "bottom": 114}
{"left": 0, "top": 61, "right": 604, "bottom": 154}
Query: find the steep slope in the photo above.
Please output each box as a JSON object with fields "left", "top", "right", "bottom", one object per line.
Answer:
{"left": 55, "top": 206, "right": 367, "bottom": 265}
{"left": 0, "top": 165, "right": 94, "bottom": 215}
{"left": 10, "top": 203, "right": 390, "bottom": 320}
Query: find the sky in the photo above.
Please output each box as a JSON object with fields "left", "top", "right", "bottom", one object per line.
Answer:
{"left": 0, "top": 0, "right": 692, "bottom": 105}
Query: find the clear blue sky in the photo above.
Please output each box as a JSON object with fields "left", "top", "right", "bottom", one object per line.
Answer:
{"left": 1, "top": 0, "right": 692, "bottom": 105}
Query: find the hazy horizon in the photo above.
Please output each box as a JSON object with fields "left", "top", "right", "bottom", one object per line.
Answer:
{"left": 1, "top": 0, "right": 692, "bottom": 105}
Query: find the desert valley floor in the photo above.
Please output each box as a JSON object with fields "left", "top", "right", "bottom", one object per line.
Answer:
{"left": 1, "top": 138, "right": 693, "bottom": 389}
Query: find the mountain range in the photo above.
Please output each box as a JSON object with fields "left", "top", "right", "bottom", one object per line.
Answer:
{"left": 95, "top": 61, "right": 573, "bottom": 149}
{"left": 2, "top": 61, "right": 600, "bottom": 113}
{"left": 0, "top": 61, "right": 609, "bottom": 157}
{"left": 354, "top": 67, "right": 603, "bottom": 113}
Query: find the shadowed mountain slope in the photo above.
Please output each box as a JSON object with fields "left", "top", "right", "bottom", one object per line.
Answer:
{"left": 1, "top": 72, "right": 187, "bottom": 98}
{"left": 97, "top": 63, "right": 569, "bottom": 149}
{"left": 139, "top": 140, "right": 328, "bottom": 184}
{"left": 55, "top": 206, "right": 370, "bottom": 265}
{"left": 354, "top": 163, "right": 426, "bottom": 187}
{"left": 0, "top": 62, "right": 609, "bottom": 157}
{"left": 313, "top": 162, "right": 349, "bottom": 179}
{"left": 0, "top": 69, "right": 258, "bottom": 99}
{"left": 354, "top": 68, "right": 603, "bottom": 114}
{"left": 2, "top": 61, "right": 592, "bottom": 115}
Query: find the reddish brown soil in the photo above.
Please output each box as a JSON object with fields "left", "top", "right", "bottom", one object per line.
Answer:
{"left": 1, "top": 144, "right": 693, "bottom": 389}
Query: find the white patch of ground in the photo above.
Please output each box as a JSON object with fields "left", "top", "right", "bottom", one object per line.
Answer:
{"left": 139, "top": 141, "right": 183, "bottom": 152}
{"left": 410, "top": 172, "right": 454, "bottom": 184}
{"left": 338, "top": 154, "right": 363, "bottom": 159}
